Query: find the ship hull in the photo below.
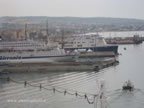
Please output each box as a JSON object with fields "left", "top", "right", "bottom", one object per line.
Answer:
{"left": 64, "top": 45, "right": 118, "bottom": 54}
{"left": 0, "top": 55, "right": 75, "bottom": 64}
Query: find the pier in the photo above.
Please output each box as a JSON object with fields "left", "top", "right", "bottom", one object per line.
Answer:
{"left": 79, "top": 51, "right": 116, "bottom": 58}
{"left": 0, "top": 58, "right": 118, "bottom": 73}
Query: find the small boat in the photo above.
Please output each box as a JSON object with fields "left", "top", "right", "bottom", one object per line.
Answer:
{"left": 122, "top": 80, "right": 134, "bottom": 91}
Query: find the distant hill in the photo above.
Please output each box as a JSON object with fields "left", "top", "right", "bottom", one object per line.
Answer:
{"left": 1, "top": 16, "right": 144, "bottom": 31}
{"left": 1, "top": 16, "right": 144, "bottom": 25}
{"left": 49, "top": 17, "right": 144, "bottom": 25}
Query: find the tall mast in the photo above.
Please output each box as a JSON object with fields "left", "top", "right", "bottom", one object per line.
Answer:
{"left": 25, "top": 23, "right": 27, "bottom": 40}
{"left": 61, "top": 29, "right": 64, "bottom": 49}
{"left": 46, "top": 19, "right": 49, "bottom": 44}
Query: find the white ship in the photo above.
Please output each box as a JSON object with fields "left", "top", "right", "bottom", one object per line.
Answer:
{"left": 0, "top": 20, "right": 78, "bottom": 64}
{"left": 64, "top": 33, "right": 118, "bottom": 54}
{"left": 0, "top": 40, "right": 76, "bottom": 64}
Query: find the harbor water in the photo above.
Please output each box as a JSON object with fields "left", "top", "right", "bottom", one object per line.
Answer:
{"left": 1, "top": 32, "right": 144, "bottom": 108}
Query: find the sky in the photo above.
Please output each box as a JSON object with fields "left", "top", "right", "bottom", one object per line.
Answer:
{"left": 0, "top": 0, "right": 144, "bottom": 19}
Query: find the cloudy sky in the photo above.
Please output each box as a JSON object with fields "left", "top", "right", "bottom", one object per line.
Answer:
{"left": 0, "top": 0, "right": 144, "bottom": 19}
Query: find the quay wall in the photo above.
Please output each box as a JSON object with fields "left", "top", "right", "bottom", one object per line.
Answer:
{"left": 0, "top": 59, "right": 119, "bottom": 73}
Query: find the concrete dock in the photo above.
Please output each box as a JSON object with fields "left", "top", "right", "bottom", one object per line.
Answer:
{"left": 79, "top": 51, "right": 116, "bottom": 57}
{"left": 0, "top": 58, "right": 119, "bottom": 73}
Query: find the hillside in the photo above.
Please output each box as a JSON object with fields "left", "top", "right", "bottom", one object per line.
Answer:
{"left": 1, "top": 16, "right": 144, "bottom": 31}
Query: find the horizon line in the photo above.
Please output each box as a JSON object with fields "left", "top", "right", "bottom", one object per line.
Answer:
{"left": 0, "top": 16, "right": 144, "bottom": 20}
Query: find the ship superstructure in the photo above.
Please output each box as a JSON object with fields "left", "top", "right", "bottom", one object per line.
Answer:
{"left": 0, "top": 40, "right": 76, "bottom": 63}
{"left": 64, "top": 33, "right": 118, "bottom": 54}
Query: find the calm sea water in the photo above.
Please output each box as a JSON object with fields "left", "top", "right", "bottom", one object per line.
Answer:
{"left": 0, "top": 31, "right": 144, "bottom": 108}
